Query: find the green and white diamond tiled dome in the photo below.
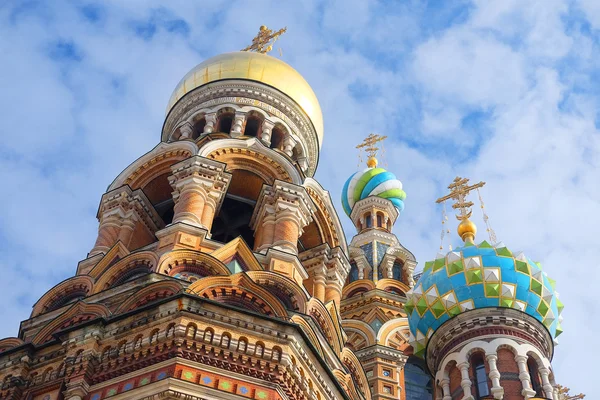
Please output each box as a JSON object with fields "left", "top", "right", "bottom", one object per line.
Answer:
{"left": 405, "top": 240, "right": 563, "bottom": 358}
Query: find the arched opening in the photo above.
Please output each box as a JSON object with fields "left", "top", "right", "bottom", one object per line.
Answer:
{"left": 109, "top": 265, "right": 151, "bottom": 288}
{"left": 203, "top": 328, "right": 214, "bottom": 343}
{"left": 255, "top": 341, "right": 265, "bottom": 357}
{"left": 376, "top": 212, "right": 384, "bottom": 228}
{"left": 393, "top": 260, "right": 404, "bottom": 281}
{"left": 404, "top": 356, "right": 433, "bottom": 400}
{"left": 221, "top": 332, "right": 231, "bottom": 348}
{"left": 144, "top": 173, "right": 175, "bottom": 226}
{"left": 186, "top": 323, "right": 197, "bottom": 339}
{"left": 346, "top": 287, "right": 368, "bottom": 298}
{"left": 298, "top": 220, "right": 323, "bottom": 252}
{"left": 244, "top": 112, "right": 263, "bottom": 137}
{"left": 472, "top": 353, "right": 490, "bottom": 398}
{"left": 46, "top": 291, "right": 87, "bottom": 312}
{"left": 270, "top": 125, "right": 286, "bottom": 150}
{"left": 348, "top": 261, "right": 359, "bottom": 283}
{"left": 238, "top": 337, "right": 248, "bottom": 352}
{"left": 216, "top": 109, "right": 235, "bottom": 134}
{"left": 192, "top": 117, "right": 206, "bottom": 140}
{"left": 211, "top": 170, "right": 264, "bottom": 248}
{"left": 272, "top": 346, "right": 282, "bottom": 362}
{"left": 528, "top": 356, "right": 543, "bottom": 396}
{"left": 365, "top": 214, "right": 373, "bottom": 229}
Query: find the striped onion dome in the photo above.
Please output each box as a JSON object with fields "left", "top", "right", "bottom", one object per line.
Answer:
{"left": 341, "top": 166, "right": 406, "bottom": 216}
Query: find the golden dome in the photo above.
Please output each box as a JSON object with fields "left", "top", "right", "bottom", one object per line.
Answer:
{"left": 457, "top": 218, "right": 477, "bottom": 242}
{"left": 166, "top": 51, "right": 324, "bottom": 147}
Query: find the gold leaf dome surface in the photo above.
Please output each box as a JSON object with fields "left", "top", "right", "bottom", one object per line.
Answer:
{"left": 166, "top": 51, "right": 324, "bottom": 147}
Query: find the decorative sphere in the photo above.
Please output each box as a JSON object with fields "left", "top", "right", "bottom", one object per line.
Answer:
{"left": 457, "top": 219, "right": 477, "bottom": 240}
{"left": 341, "top": 167, "right": 405, "bottom": 216}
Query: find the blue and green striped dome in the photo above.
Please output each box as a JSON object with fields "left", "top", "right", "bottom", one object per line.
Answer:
{"left": 341, "top": 167, "right": 406, "bottom": 216}
{"left": 406, "top": 241, "right": 563, "bottom": 358}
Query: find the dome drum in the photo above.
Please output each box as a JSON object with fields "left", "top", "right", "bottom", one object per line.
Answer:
{"left": 163, "top": 52, "right": 323, "bottom": 177}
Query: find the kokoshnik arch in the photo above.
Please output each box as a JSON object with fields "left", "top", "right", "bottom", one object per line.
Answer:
{"left": 0, "top": 26, "right": 565, "bottom": 400}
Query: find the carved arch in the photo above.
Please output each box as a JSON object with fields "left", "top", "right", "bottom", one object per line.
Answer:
{"left": 157, "top": 249, "right": 231, "bottom": 278}
{"left": 342, "top": 280, "right": 375, "bottom": 299}
{"left": 342, "top": 320, "right": 377, "bottom": 348}
{"left": 31, "top": 275, "right": 94, "bottom": 317}
{"left": 307, "top": 298, "right": 343, "bottom": 355}
{"left": 32, "top": 303, "right": 110, "bottom": 345}
{"left": 91, "top": 251, "right": 158, "bottom": 293}
{"left": 246, "top": 270, "right": 309, "bottom": 312}
{"left": 186, "top": 274, "right": 288, "bottom": 318}
{"left": 0, "top": 338, "right": 24, "bottom": 353}
{"left": 341, "top": 347, "right": 370, "bottom": 398}
{"left": 377, "top": 318, "right": 411, "bottom": 351}
{"left": 375, "top": 278, "right": 410, "bottom": 296}
{"left": 115, "top": 280, "right": 184, "bottom": 314}
{"left": 290, "top": 314, "right": 324, "bottom": 358}
{"left": 304, "top": 178, "right": 348, "bottom": 251}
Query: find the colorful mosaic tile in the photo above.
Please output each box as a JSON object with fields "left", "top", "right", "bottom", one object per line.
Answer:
{"left": 123, "top": 383, "right": 133, "bottom": 391}
{"left": 406, "top": 241, "right": 563, "bottom": 358}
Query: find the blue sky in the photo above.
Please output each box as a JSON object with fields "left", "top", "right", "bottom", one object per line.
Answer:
{"left": 0, "top": 0, "right": 597, "bottom": 395}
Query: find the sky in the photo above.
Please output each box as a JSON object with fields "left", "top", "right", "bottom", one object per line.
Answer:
{"left": 0, "top": 0, "right": 596, "bottom": 395}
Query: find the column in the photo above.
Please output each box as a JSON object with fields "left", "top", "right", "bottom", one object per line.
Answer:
{"left": 440, "top": 378, "right": 452, "bottom": 400}
{"left": 178, "top": 122, "right": 193, "bottom": 139}
{"left": 486, "top": 353, "right": 504, "bottom": 399}
{"left": 283, "top": 135, "right": 297, "bottom": 157}
{"left": 230, "top": 111, "right": 246, "bottom": 137}
{"left": 169, "top": 156, "right": 231, "bottom": 229}
{"left": 260, "top": 120, "right": 274, "bottom": 146}
{"left": 538, "top": 367, "right": 555, "bottom": 400}
{"left": 515, "top": 355, "right": 536, "bottom": 399}
{"left": 203, "top": 112, "right": 217, "bottom": 134}
{"left": 458, "top": 362, "right": 474, "bottom": 400}
{"left": 250, "top": 180, "right": 313, "bottom": 254}
{"left": 311, "top": 265, "right": 327, "bottom": 302}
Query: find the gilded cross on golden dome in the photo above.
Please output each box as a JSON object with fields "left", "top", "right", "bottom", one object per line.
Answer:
{"left": 241, "top": 25, "right": 287, "bottom": 54}
{"left": 356, "top": 133, "right": 387, "bottom": 168}
{"left": 436, "top": 177, "right": 485, "bottom": 243}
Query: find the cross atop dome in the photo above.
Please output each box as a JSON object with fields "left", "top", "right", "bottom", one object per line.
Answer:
{"left": 241, "top": 25, "right": 287, "bottom": 54}
{"left": 356, "top": 133, "right": 388, "bottom": 168}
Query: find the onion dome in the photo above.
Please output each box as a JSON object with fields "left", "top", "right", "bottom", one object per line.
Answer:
{"left": 341, "top": 162, "right": 406, "bottom": 216}
{"left": 405, "top": 240, "right": 564, "bottom": 358}
{"left": 166, "top": 51, "right": 324, "bottom": 147}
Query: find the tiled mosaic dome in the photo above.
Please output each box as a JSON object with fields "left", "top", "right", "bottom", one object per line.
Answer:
{"left": 341, "top": 167, "right": 406, "bottom": 216}
{"left": 405, "top": 240, "right": 563, "bottom": 358}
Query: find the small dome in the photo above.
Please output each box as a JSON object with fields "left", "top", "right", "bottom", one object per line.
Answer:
{"left": 405, "top": 241, "right": 563, "bottom": 358}
{"left": 341, "top": 167, "right": 406, "bottom": 216}
{"left": 166, "top": 51, "right": 324, "bottom": 147}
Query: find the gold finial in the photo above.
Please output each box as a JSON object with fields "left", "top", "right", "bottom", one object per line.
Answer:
{"left": 436, "top": 177, "right": 485, "bottom": 243}
{"left": 356, "top": 133, "right": 387, "bottom": 168}
{"left": 241, "top": 25, "right": 287, "bottom": 54}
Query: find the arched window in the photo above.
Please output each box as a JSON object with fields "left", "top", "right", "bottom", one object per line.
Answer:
{"left": 203, "top": 328, "right": 214, "bottom": 343}
{"left": 255, "top": 341, "right": 264, "bottom": 357}
{"left": 376, "top": 213, "right": 383, "bottom": 227}
{"left": 238, "top": 337, "right": 248, "bottom": 352}
{"left": 185, "top": 323, "right": 197, "bottom": 339}
{"left": 527, "top": 357, "right": 543, "bottom": 396}
{"left": 166, "top": 323, "right": 176, "bottom": 338}
{"left": 472, "top": 353, "right": 490, "bottom": 398}
{"left": 365, "top": 214, "right": 373, "bottom": 229}
{"left": 149, "top": 329, "right": 159, "bottom": 345}
{"left": 133, "top": 335, "right": 143, "bottom": 350}
{"left": 348, "top": 261, "right": 359, "bottom": 283}
{"left": 244, "top": 113, "right": 262, "bottom": 137}
{"left": 217, "top": 111, "right": 234, "bottom": 134}
{"left": 404, "top": 357, "right": 433, "bottom": 400}
{"left": 270, "top": 125, "right": 285, "bottom": 150}
{"left": 392, "top": 260, "right": 403, "bottom": 281}
{"left": 117, "top": 340, "right": 127, "bottom": 356}
{"left": 220, "top": 333, "right": 231, "bottom": 349}
{"left": 272, "top": 346, "right": 282, "bottom": 362}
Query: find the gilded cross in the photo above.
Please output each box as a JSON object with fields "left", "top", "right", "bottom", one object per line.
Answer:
{"left": 241, "top": 25, "right": 287, "bottom": 54}
{"left": 356, "top": 133, "right": 387, "bottom": 159}
{"left": 436, "top": 177, "right": 485, "bottom": 220}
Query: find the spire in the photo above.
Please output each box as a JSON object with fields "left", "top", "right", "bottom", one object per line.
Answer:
{"left": 241, "top": 25, "right": 287, "bottom": 54}
{"left": 436, "top": 177, "right": 485, "bottom": 244}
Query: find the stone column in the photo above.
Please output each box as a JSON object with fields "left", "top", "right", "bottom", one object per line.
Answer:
{"left": 515, "top": 355, "right": 536, "bottom": 399}
{"left": 458, "top": 362, "right": 474, "bottom": 400}
{"left": 230, "top": 111, "right": 246, "bottom": 137}
{"left": 283, "top": 135, "right": 297, "bottom": 157}
{"left": 440, "top": 377, "right": 452, "bottom": 400}
{"left": 203, "top": 113, "right": 217, "bottom": 134}
{"left": 169, "top": 156, "right": 231, "bottom": 229}
{"left": 178, "top": 122, "right": 193, "bottom": 139}
{"left": 311, "top": 265, "right": 327, "bottom": 302}
{"left": 486, "top": 353, "right": 504, "bottom": 399}
{"left": 260, "top": 120, "right": 275, "bottom": 146}
{"left": 90, "top": 187, "right": 163, "bottom": 256}
{"left": 538, "top": 367, "right": 555, "bottom": 399}
{"left": 250, "top": 180, "right": 314, "bottom": 254}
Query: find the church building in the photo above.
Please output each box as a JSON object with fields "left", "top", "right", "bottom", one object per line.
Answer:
{"left": 0, "top": 26, "right": 563, "bottom": 400}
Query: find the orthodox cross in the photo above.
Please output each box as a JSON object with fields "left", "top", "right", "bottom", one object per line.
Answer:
{"left": 436, "top": 177, "right": 485, "bottom": 220}
{"left": 241, "top": 25, "right": 287, "bottom": 54}
{"left": 356, "top": 133, "right": 387, "bottom": 168}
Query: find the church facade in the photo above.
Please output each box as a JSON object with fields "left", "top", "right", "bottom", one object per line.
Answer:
{"left": 0, "top": 30, "right": 563, "bottom": 400}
